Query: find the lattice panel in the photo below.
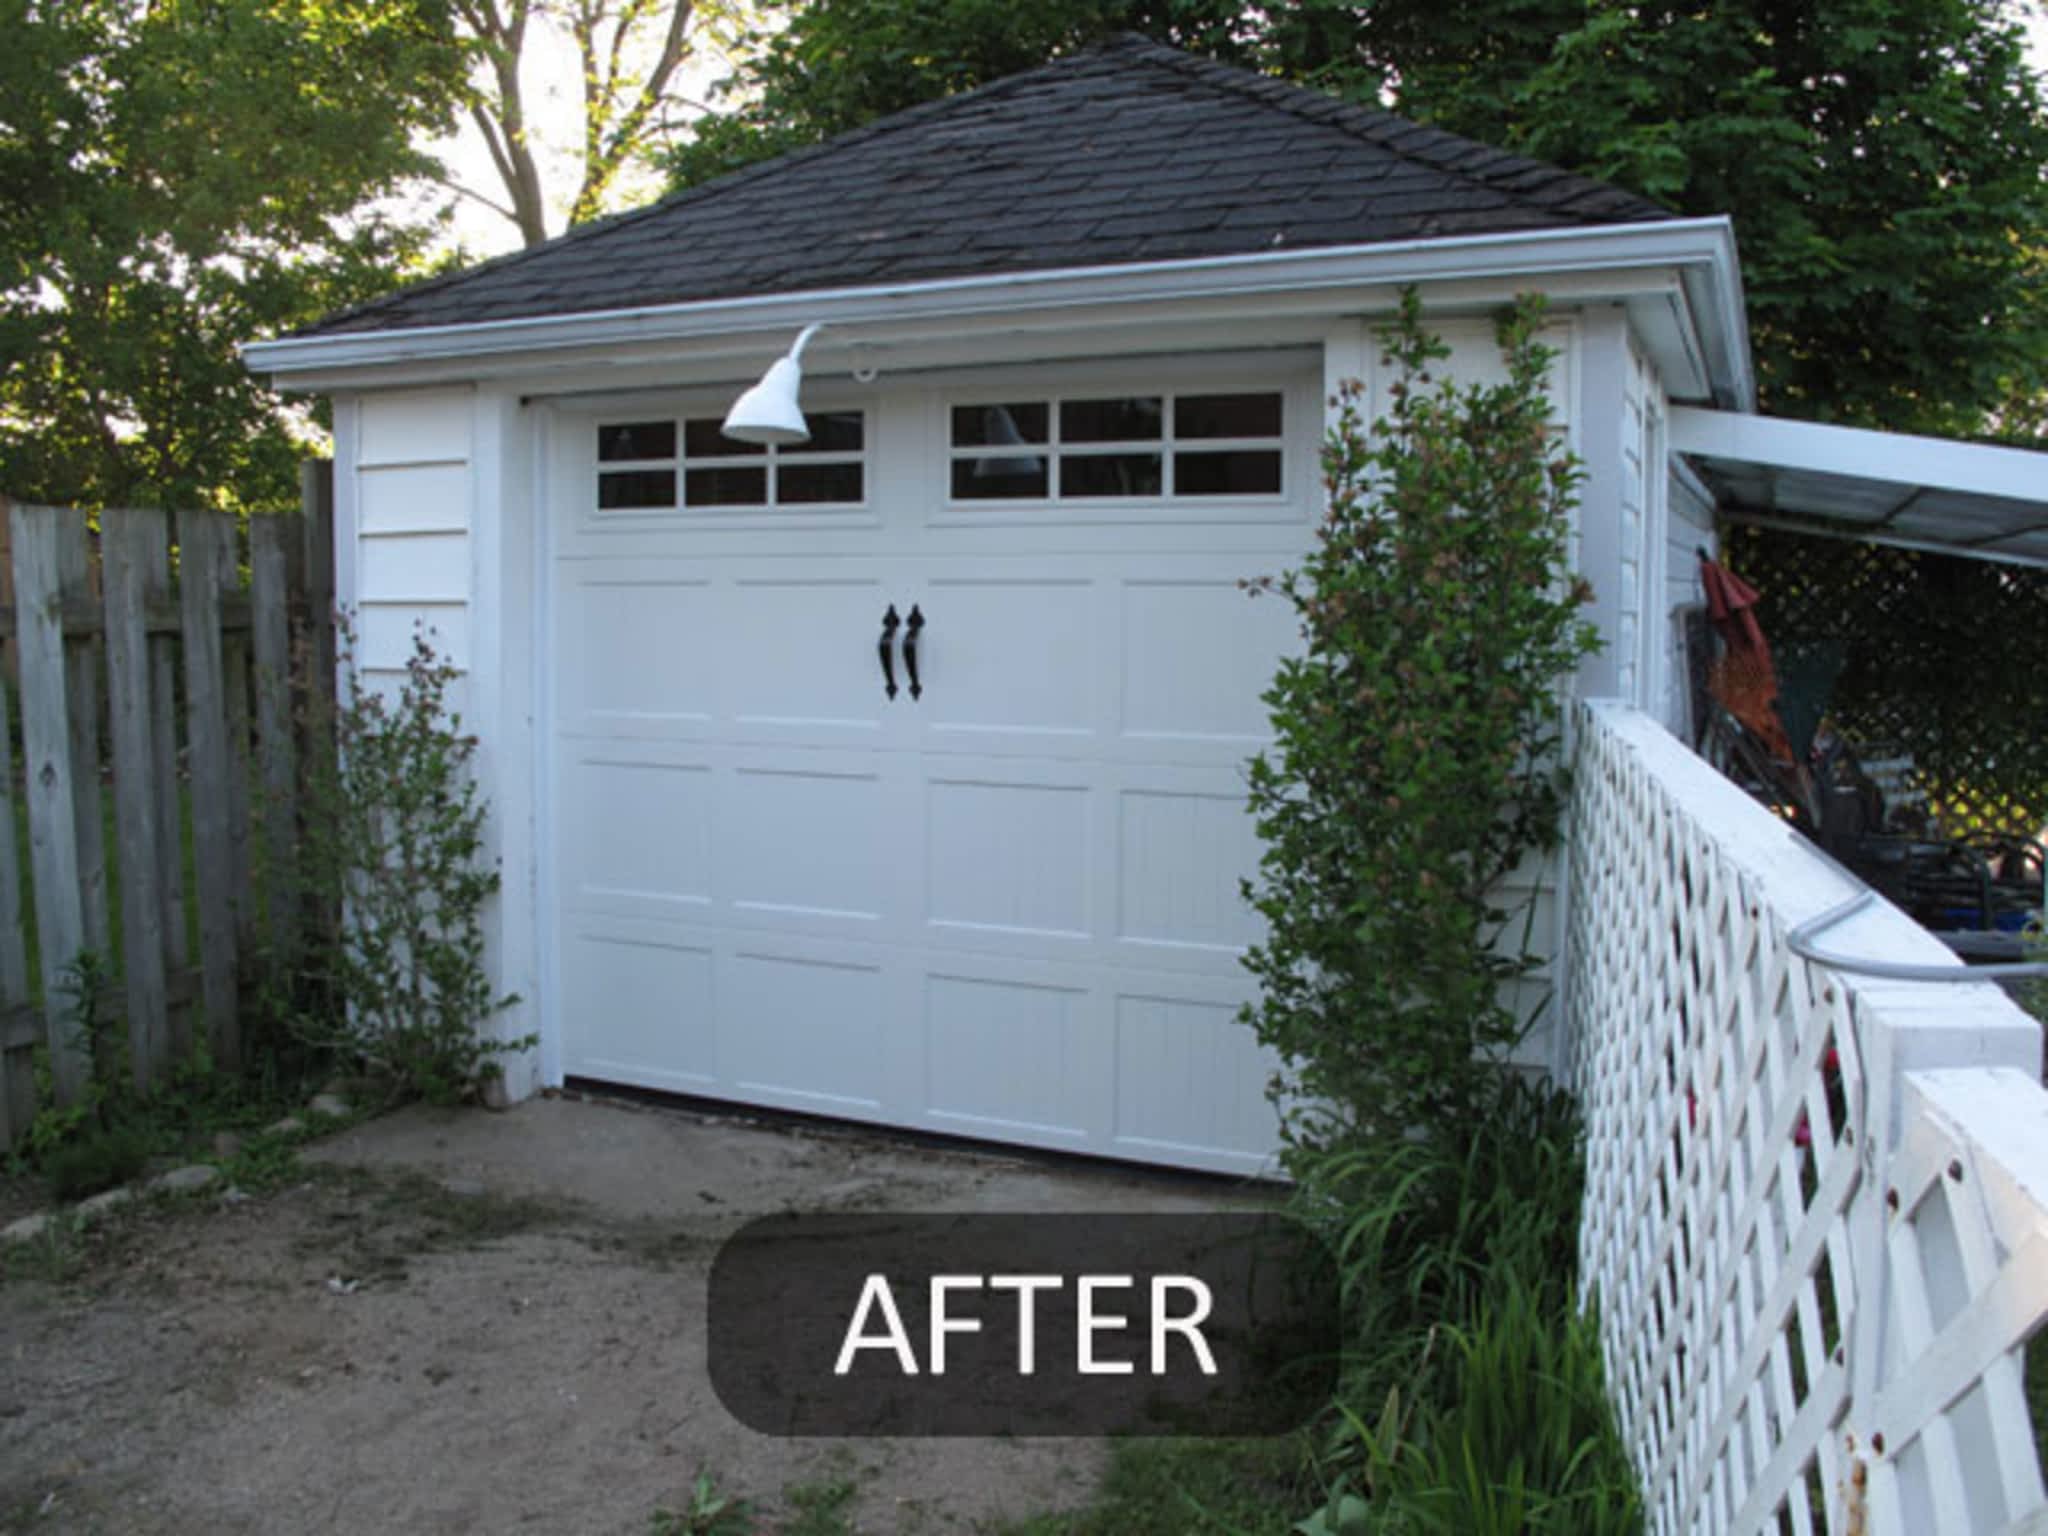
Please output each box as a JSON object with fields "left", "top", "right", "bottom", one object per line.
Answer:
{"left": 1722, "top": 526, "right": 2048, "bottom": 837}
{"left": 1568, "top": 701, "right": 2048, "bottom": 1536}
{"left": 1859, "top": 1069, "right": 2048, "bottom": 1531}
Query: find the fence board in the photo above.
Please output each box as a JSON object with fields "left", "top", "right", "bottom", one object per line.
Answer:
{"left": 102, "top": 510, "right": 170, "bottom": 1089}
{"left": 250, "top": 516, "right": 295, "bottom": 954}
{"left": 11, "top": 504, "right": 88, "bottom": 1103}
{"left": 299, "top": 463, "right": 337, "bottom": 957}
{"left": 0, "top": 622, "right": 30, "bottom": 1143}
{"left": 136, "top": 509, "right": 187, "bottom": 1031}
{"left": 179, "top": 510, "right": 239, "bottom": 1065}
{"left": 303, "top": 461, "right": 335, "bottom": 681}
{"left": 218, "top": 526, "right": 254, "bottom": 951}
{"left": 57, "top": 516, "right": 109, "bottom": 961}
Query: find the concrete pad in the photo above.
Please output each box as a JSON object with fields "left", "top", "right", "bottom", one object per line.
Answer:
{"left": 303, "top": 1092, "right": 1277, "bottom": 1223}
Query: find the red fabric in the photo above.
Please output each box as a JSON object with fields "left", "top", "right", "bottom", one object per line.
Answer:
{"left": 1700, "top": 553, "right": 1792, "bottom": 761}
{"left": 1699, "top": 556, "right": 1773, "bottom": 677}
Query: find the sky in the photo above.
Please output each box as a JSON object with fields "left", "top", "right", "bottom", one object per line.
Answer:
{"left": 429, "top": 8, "right": 2048, "bottom": 262}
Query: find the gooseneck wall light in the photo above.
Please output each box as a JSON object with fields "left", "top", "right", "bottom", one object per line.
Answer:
{"left": 720, "top": 323, "right": 826, "bottom": 446}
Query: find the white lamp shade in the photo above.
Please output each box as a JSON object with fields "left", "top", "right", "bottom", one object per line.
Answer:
{"left": 721, "top": 355, "right": 810, "bottom": 446}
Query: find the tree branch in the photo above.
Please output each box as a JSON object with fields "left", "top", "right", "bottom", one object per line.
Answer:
{"left": 574, "top": 0, "right": 695, "bottom": 223}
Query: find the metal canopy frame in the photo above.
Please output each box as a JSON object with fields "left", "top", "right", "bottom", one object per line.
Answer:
{"left": 1670, "top": 406, "right": 2048, "bottom": 570}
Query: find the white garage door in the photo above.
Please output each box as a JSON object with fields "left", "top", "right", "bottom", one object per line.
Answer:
{"left": 546, "top": 357, "right": 1317, "bottom": 1174}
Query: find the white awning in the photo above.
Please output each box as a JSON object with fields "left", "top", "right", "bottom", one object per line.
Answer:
{"left": 1670, "top": 406, "right": 2048, "bottom": 569}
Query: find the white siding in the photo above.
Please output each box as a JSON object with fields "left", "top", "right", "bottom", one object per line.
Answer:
{"left": 1606, "top": 325, "right": 1707, "bottom": 737}
{"left": 345, "top": 389, "right": 475, "bottom": 705}
{"left": 1661, "top": 464, "right": 1716, "bottom": 739}
{"left": 1615, "top": 338, "right": 1648, "bottom": 706}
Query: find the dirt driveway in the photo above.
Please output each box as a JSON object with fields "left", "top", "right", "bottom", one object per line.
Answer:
{"left": 0, "top": 1095, "right": 1266, "bottom": 1535}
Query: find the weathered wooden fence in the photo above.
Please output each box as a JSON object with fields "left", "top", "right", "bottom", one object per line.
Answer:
{"left": 0, "top": 465, "right": 335, "bottom": 1144}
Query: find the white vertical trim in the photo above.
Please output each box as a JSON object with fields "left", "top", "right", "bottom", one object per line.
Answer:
{"left": 332, "top": 397, "right": 362, "bottom": 626}
{"left": 1322, "top": 316, "right": 1371, "bottom": 435}
{"left": 469, "top": 390, "right": 544, "bottom": 1099}
{"left": 1640, "top": 386, "right": 1670, "bottom": 716}
{"left": 530, "top": 404, "right": 564, "bottom": 1089}
{"left": 1571, "top": 306, "right": 1630, "bottom": 701}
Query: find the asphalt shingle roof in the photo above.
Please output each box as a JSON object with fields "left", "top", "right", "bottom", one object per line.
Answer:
{"left": 303, "top": 34, "right": 1672, "bottom": 337}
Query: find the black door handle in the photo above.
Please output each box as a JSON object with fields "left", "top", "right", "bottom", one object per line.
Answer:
{"left": 904, "top": 604, "right": 924, "bottom": 700}
{"left": 878, "top": 604, "right": 900, "bottom": 700}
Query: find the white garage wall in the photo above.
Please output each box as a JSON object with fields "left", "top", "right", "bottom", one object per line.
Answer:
{"left": 338, "top": 388, "right": 475, "bottom": 702}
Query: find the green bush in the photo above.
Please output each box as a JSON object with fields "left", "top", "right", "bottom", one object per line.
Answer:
{"left": 1231, "top": 292, "right": 1631, "bottom": 1531}
{"left": 1240, "top": 289, "right": 1597, "bottom": 1155}
{"left": 288, "top": 624, "right": 525, "bottom": 1104}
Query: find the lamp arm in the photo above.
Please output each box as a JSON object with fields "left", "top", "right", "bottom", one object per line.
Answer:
{"left": 788, "top": 322, "right": 825, "bottom": 366}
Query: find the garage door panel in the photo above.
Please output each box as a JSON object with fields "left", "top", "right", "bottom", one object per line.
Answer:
{"left": 723, "top": 947, "right": 889, "bottom": 1111}
{"left": 1117, "top": 786, "right": 1264, "bottom": 956}
{"left": 926, "top": 776, "right": 1091, "bottom": 940}
{"left": 1119, "top": 577, "right": 1296, "bottom": 749}
{"left": 915, "top": 576, "right": 1098, "bottom": 742}
{"left": 728, "top": 574, "right": 895, "bottom": 744}
{"left": 922, "top": 972, "right": 1104, "bottom": 1144}
{"left": 558, "top": 568, "right": 719, "bottom": 739}
{"left": 1112, "top": 988, "right": 1280, "bottom": 1165}
{"left": 724, "top": 762, "right": 896, "bottom": 930}
{"left": 561, "top": 753, "right": 713, "bottom": 919}
{"left": 562, "top": 922, "right": 716, "bottom": 1091}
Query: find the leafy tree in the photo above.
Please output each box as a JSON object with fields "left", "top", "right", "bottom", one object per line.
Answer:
{"left": 667, "top": 0, "right": 2048, "bottom": 439}
{"left": 0, "top": 0, "right": 467, "bottom": 513}
{"left": 1398, "top": 0, "right": 2048, "bottom": 438}
{"left": 450, "top": 0, "right": 744, "bottom": 247}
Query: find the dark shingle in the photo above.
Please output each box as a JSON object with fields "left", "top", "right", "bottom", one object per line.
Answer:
{"left": 299, "top": 35, "right": 1671, "bottom": 338}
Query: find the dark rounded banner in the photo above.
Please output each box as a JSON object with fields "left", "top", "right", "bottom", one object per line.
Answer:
{"left": 707, "top": 1211, "right": 1338, "bottom": 1437}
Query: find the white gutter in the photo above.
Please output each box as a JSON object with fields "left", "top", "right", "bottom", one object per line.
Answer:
{"left": 244, "top": 217, "right": 1754, "bottom": 409}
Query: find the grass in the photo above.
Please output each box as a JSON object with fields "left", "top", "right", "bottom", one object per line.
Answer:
{"left": 992, "top": 1439, "right": 1308, "bottom": 1536}
{"left": 283, "top": 1163, "right": 576, "bottom": 1285}
{"left": 782, "top": 1475, "right": 860, "bottom": 1536}
{"left": 649, "top": 1474, "right": 756, "bottom": 1536}
{"left": 0, "top": 1209, "right": 86, "bottom": 1287}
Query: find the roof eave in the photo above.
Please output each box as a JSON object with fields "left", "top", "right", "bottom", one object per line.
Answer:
{"left": 245, "top": 217, "right": 1754, "bottom": 408}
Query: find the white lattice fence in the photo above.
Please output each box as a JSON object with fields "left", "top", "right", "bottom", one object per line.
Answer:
{"left": 1568, "top": 700, "right": 2048, "bottom": 1535}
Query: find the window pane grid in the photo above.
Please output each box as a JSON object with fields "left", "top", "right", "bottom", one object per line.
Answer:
{"left": 597, "top": 413, "right": 867, "bottom": 511}
{"left": 946, "top": 390, "right": 1283, "bottom": 503}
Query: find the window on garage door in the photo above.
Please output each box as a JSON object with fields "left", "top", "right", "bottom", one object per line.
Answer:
{"left": 946, "top": 390, "right": 1284, "bottom": 503}
{"left": 595, "top": 410, "right": 868, "bottom": 513}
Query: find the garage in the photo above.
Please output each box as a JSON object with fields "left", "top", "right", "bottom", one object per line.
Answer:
{"left": 245, "top": 33, "right": 1739, "bottom": 1177}
{"left": 544, "top": 356, "right": 1318, "bottom": 1174}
